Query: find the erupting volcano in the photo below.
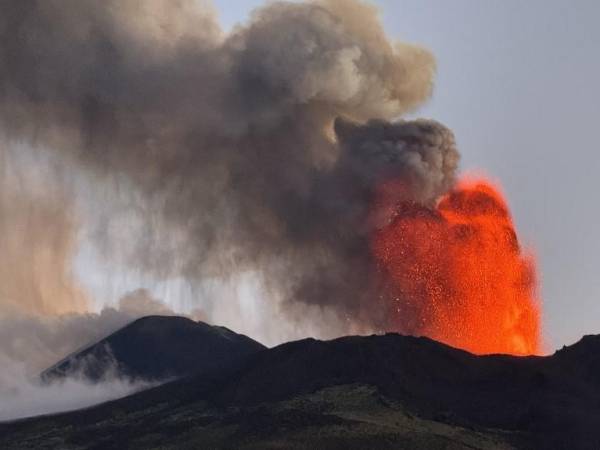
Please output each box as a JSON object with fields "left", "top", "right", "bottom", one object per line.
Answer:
{"left": 0, "top": 0, "right": 546, "bottom": 361}
{"left": 372, "top": 176, "right": 542, "bottom": 356}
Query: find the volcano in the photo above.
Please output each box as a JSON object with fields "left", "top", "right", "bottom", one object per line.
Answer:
{"left": 3, "top": 318, "right": 599, "bottom": 450}
{"left": 41, "top": 316, "right": 265, "bottom": 383}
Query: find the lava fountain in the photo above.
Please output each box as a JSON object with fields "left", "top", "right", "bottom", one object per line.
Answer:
{"left": 371, "top": 176, "right": 542, "bottom": 356}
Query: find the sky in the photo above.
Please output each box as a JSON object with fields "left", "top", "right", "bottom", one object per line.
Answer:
{"left": 211, "top": 0, "right": 600, "bottom": 350}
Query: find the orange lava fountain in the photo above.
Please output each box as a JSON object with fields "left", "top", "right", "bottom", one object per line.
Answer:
{"left": 371, "top": 177, "right": 542, "bottom": 356}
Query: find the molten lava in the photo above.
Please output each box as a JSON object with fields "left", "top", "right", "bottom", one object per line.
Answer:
{"left": 371, "top": 177, "right": 542, "bottom": 356}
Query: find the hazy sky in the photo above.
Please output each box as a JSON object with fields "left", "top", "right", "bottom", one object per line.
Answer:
{"left": 213, "top": 0, "right": 600, "bottom": 350}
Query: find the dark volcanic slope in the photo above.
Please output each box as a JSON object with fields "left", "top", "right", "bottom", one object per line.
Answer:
{"left": 6, "top": 333, "right": 600, "bottom": 449}
{"left": 41, "top": 315, "right": 265, "bottom": 382}
{"left": 219, "top": 335, "right": 600, "bottom": 448}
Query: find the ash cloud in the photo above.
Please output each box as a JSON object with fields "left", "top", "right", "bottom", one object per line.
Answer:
{"left": 0, "top": 0, "right": 459, "bottom": 333}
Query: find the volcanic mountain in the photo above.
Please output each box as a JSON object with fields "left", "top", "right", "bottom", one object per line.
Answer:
{"left": 41, "top": 315, "right": 265, "bottom": 383}
{"left": 4, "top": 319, "right": 600, "bottom": 449}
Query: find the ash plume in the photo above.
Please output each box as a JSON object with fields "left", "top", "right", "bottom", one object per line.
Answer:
{"left": 0, "top": 0, "right": 459, "bottom": 333}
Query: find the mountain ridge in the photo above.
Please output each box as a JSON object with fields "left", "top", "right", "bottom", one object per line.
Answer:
{"left": 4, "top": 319, "right": 600, "bottom": 449}
{"left": 41, "top": 315, "right": 266, "bottom": 383}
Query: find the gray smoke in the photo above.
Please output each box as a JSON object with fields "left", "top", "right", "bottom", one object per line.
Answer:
{"left": 0, "top": 0, "right": 459, "bottom": 333}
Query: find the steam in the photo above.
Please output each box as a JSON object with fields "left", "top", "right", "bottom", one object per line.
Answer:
{"left": 0, "top": 375, "right": 151, "bottom": 422}
{"left": 0, "top": 289, "right": 178, "bottom": 421}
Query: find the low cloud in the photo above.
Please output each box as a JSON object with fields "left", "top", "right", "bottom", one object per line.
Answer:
{"left": 0, "top": 289, "right": 176, "bottom": 421}
{"left": 0, "top": 365, "right": 153, "bottom": 421}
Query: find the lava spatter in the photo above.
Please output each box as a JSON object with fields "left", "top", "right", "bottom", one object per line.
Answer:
{"left": 371, "top": 177, "right": 542, "bottom": 355}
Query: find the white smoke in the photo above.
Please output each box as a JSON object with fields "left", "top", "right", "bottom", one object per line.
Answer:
{"left": 0, "top": 289, "right": 178, "bottom": 421}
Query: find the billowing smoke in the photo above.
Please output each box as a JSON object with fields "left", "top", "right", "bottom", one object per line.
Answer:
{"left": 0, "top": 0, "right": 545, "bottom": 419}
{"left": 0, "top": 0, "right": 456, "bottom": 335}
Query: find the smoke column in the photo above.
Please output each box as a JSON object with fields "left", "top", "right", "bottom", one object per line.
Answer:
{"left": 0, "top": 0, "right": 542, "bottom": 354}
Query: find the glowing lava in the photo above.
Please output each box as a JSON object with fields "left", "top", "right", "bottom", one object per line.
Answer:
{"left": 371, "top": 177, "right": 542, "bottom": 356}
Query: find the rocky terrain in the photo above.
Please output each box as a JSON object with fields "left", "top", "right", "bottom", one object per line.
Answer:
{"left": 41, "top": 315, "right": 265, "bottom": 382}
{"left": 2, "top": 317, "right": 599, "bottom": 449}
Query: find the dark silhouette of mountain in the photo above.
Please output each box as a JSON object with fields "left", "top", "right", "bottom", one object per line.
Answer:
{"left": 41, "top": 315, "right": 265, "bottom": 382}
{"left": 4, "top": 329, "right": 600, "bottom": 449}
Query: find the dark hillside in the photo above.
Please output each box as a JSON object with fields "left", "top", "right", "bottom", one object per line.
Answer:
{"left": 41, "top": 315, "right": 265, "bottom": 382}
{"left": 4, "top": 328, "right": 600, "bottom": 449}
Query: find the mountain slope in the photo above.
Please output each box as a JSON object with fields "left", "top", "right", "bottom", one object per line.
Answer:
{"left": 4, "top": 332, "right": 600, "bottom": 449}
{"left": 41, "top": 315, "right": 265, "bottom": 382}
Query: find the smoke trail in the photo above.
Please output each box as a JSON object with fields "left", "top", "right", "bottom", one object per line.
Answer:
{"left": 0, "top": 0, "right": 457, "bottom": 334}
